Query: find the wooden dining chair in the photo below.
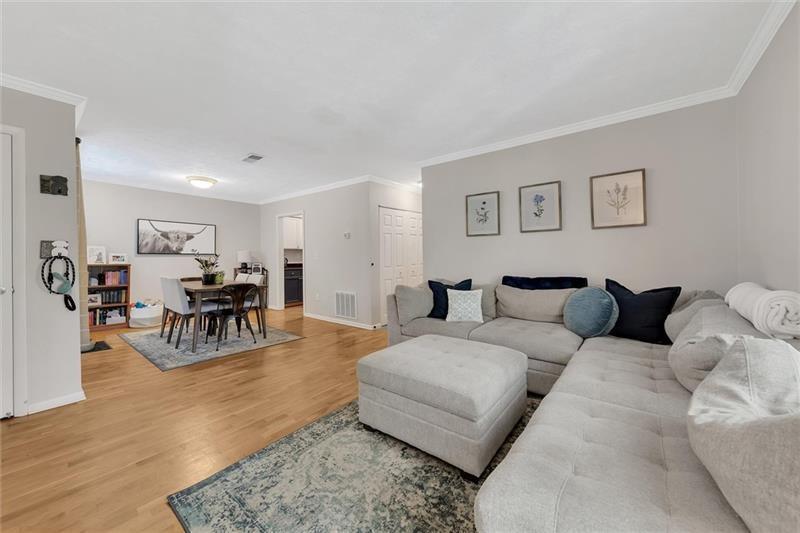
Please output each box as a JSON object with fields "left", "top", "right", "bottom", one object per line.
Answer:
{"left": 204, "top": 283, "right": 259, "bottom": 350}
{"left": 160, "top": 278, "right": 217, "bottom": 348}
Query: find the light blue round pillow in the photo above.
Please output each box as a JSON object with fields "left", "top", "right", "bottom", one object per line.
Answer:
{"left": 564, "top": 287, "right": 619, "bottom": 338}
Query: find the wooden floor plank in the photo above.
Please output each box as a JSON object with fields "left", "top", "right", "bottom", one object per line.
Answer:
{"left": 0, "top": 307, "right": 387, "bottom": 531}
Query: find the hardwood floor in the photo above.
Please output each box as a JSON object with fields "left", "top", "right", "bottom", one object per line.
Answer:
{"left": 0, "top": 307, "right": 387, "bottom": 532}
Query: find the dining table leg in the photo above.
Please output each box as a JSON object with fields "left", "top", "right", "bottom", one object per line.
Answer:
{"left": 260, "top": 286, "right": 267, "bottom": 338}
{"left": 191, "top": 296, "right": 203, "bottom": 352}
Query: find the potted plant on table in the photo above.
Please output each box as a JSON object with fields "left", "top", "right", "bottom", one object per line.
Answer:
{"left": 195, "top": 254, "right": 220, "bottom": 285}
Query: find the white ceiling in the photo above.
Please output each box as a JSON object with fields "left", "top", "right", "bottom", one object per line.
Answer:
{"left": 1, "top": 2, "right": 785, "bottom": 204}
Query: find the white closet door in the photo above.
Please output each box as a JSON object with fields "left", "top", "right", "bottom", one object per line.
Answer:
{"left": 1, "top": 133, "right": 13, "bottom": 417}
{"left": 379, "top": 207, "right": 423, "bottom": 324}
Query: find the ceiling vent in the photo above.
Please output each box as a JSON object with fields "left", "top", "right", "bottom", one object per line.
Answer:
{"left": 242, "top": 153, "right": 264, "bottom": 163}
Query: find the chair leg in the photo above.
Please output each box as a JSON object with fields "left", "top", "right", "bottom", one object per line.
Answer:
{"left": 254, "top": 310, "right": 262, "bottom": 333}
{"left": 205, "top": 316, "right": 213, "bottom": 344}
{"left": 235, "top": 317, "right": 242, "bottom": 337}
{"left": 166, "top": 312, "right": 177, "bottom": 343}
{"left": 243, "top": 314, "right": 257, "bottom": 344}
{"left": 216, "top": 318, "right": 225, "bottom": 351}
{"left": 160, "top": 307, "right": 169, "bottom": 337}
{"left": 224, "top": 320, "right": 229, "bottom": 340}
{"left": 185, "top": 318, "right": 190, "bottom": 332}
{"left": 175, "top": 316, "right": 184, "bottom": 348}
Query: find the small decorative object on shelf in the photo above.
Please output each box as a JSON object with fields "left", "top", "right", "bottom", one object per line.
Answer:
{"left": 251, "top": 262, "right": 263, "bottom": 274}
{"left": 109, "top": 252, "right": 128, "bottom": 264}
{"left": 87, "top": 245, "right": 107, "bottom": 264}
{"left": 87, "top": 263, "right": 131, "bottom": 331}
{"left": 195, "top": 253, "right": 220, "bottom": 285}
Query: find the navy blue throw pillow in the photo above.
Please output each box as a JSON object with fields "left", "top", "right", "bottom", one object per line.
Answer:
{"left": 606, "top": 279, "right": 681, "bottom": 345}
{"left": 428, "top": 279, "right": 472, "bottom": 319}
{"left": 502, "top": 276, "right": 588, "bottom": 290}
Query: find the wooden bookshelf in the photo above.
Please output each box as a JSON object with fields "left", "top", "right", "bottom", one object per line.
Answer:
{"left": 88, "top": 263, "right": 131, "bottom": 331}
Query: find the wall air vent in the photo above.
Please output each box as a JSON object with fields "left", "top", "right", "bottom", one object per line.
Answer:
{"left": 242, "top": 153, "right": 264, "bottom": 163}
{"left": 335, "top": 291, "right": 357, "bottom": 320}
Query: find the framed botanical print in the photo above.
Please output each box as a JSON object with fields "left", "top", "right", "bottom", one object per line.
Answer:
{"left": 466, "top": 191, "right": 500, "bottom": 236}
{"left": 590, "top": 169, "right": 646, "bottom": 229}
{"left": 519, "top": 180, "right": 562, "bottom": 232}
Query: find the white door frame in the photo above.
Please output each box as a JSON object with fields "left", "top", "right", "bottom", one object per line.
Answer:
{"left": 274, "top": 211, "right": 305, "bottom": 311}
{"left": 1, "top": 124, "right": 28, "bottom": 418}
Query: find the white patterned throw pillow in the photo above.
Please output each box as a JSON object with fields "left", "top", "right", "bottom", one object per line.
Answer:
{"left": 446, "top": 289, "right": 484, "bottom": 323}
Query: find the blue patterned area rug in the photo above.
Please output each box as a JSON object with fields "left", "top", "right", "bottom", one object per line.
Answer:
{"left": 119, "top": 326, "right": 302, "bottom": 371}
{"left": 167, "top": 397, "right": 540, "bottom": 532}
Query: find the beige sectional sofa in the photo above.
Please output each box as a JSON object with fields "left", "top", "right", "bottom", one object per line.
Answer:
{"left": 385, "top": 282, "right": 799, "bottom": 532}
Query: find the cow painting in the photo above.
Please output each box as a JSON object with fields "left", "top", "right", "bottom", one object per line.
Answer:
{"left": 137, "top": 219, "right": 216, "bottom": 255}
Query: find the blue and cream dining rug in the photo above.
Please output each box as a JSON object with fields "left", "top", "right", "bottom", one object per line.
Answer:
{"left": 167, "top": 397, "right": 540, "bottom": 532}
{"left": 119, "top": 326, "right": 302, "bottom": 371}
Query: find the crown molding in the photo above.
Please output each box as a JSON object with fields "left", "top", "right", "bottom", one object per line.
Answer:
{"left": 260, "top": 175, "right": 418, "bottom": 204}
{"left": 727, "top": 0, "right": 796, "bottom": 93}
{"left": 419, "top": 1, "right": 796, "bottom": 169}
{"left": 419, "top": 85, "right": 736, "bottom": 167}
{"left": 0, "top": 73, "right": 88, "bottom": 126}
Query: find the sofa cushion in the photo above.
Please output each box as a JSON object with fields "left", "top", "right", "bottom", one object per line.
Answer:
{"left": 394, "top": 284, "right": 433, "bottom": 326}
{"left": 563, "top": 287, "right": 619, "bottom": 338}
{"left": 688, "top": 337, "right": 800, "bottom": 533}
{"left": 672, "top": 289, "right": 724, "bottom": 313}
{"left": 606, "top": 279, "right": 681, "bottom": 345}
{"left": 579, "top": 336, "right": 670, "bottom": 361}
{"left": 502, "top": 275, "right": 588, "bottom": 290}
{"left": 474, "top": 283, "right": 497, "bottom": 319}
{"left": 668, "top": 304, "right": 765, "bottom": 391}
{"left": 401, "top": 317, "right": 483, "bottom": 339}
{"left": 496, "top": 285, "right": 576, "bottom": 323}
{"left": 356, "top": 335, "right": 526, "bottom": 421}
{"left": 469, "top": 317, "right": 583, "bottom": 365}
{"left": 446, "top": 289, "right": 484, "bottom": 323}
{"left": 428, "top": 279, "right": 471, "bottom": 319}
{"left": 665, "top": 298, "right": 725, "bottom": 343}
{"left": 475, "top": 348, "right": 745, "bottom": 533}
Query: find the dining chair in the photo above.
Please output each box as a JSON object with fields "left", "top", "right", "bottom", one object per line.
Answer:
{"left": 204, "top": 283, "right": 259, "bottom": 350}
{"left": 160, "top": 278, "right": 217, "bottom": 348}
{"left": 245, "top": 274, "right": 265, "bottom": 333}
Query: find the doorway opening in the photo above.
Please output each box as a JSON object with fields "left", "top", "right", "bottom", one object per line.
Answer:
{"left": 276, "top": 213, "right": 304, "bottom": 310}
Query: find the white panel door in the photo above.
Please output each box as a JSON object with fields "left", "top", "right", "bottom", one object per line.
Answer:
{"left": 1, "top": 133, "right": 13, "bottom": 417}
{"left": 379, "top": 207, "right": 423, "bottom": 324}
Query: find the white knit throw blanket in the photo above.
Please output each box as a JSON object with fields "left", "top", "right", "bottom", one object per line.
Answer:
{"left": 725, "top": 282, "right": 800, "bottom": 339}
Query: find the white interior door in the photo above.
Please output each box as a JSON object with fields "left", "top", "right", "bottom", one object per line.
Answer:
{"left": 1, "top": 133, "right": 13, "bottom": 417}
{"left": 379, "top": 207, "right": 423, "bottom": 324}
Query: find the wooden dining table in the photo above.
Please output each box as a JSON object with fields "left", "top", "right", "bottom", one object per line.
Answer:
{"left": 182, "top": 279, "right": 268, "bottom": 353}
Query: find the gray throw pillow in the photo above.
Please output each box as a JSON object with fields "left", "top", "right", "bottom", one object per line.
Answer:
{"left": 668, "top": 304, "right": 764, "bottom": 391}
{"left": 688, "top": 337, "right": 800, "bottom": 532}
{"left": 665, "top": 298, "right": 725, "bottom": 343}
{"left": 394, "top": 284, "right": 433, "bottom": 326}
{"left": 672, "top": 289, "right": 723, "bottom": 312}
{"left": 496, "top": 285, "right": 576, "bottom": 323}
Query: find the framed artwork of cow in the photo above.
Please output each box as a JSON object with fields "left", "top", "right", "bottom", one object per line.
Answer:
{"left": 137, "top": 219, "right": 217, "bottom": 255}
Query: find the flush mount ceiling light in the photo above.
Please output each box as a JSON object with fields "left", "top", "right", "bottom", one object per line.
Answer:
{"left": 186, "top": 176, "right": 217, "bottom": 189}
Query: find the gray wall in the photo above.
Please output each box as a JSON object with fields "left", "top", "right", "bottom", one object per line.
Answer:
{"left": 422, "top": 99, "right": 740, "bottom": 294}
{"left": 259, "top": 181, "right": 421, "bottom": 326}
{"left": 1, "top": 87, "right": 82, "bottom": 412}
{"left": 736, "top": 6, "right": 799, "bottom": 291}
{"left": 83, "top": 180, "right": 262, "bottom": 302}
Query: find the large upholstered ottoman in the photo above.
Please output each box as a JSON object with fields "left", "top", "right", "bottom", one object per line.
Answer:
{"left": 357, "top": 334, "right": 527, "bottom": 476}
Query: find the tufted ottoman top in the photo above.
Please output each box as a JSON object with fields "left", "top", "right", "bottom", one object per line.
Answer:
{"left": 357, "top": 335, "right": 526, "bottom": 421}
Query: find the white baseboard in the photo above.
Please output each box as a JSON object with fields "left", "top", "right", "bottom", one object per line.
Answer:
{"left": 302, "top": 312, "right": 382, "bottom": 331}
{"left": 27, "top": 389, "right": 86, "bottom": 415}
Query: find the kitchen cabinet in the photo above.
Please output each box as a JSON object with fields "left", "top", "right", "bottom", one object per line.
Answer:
{"left": 283, "top": 217, "right": 304, "bottom": 249}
